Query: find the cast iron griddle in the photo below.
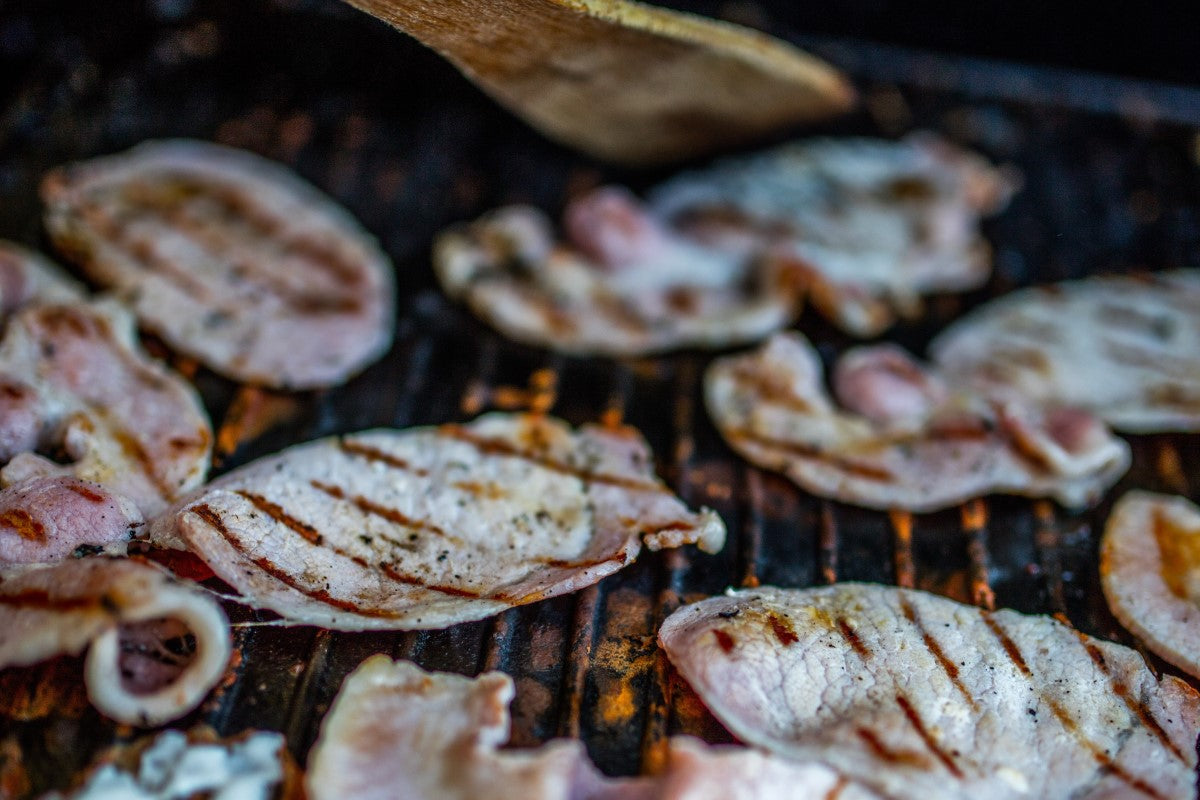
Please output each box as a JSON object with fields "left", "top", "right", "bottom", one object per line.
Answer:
{"left": 2, "top": 1, "right": 1200, "bottom": 796}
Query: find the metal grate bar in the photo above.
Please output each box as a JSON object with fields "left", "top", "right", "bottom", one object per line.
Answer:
{"left": 1032, "top": 500, "right": 1069, "bottom": 615}
{"left": 640, "top": 356, "right": 704, "bottom": 773}
{"left": 961, "top": 499, "right": 996, "bottom": 610}
{"left": 889, "top": 510, "right": 916, "bottom": 589}
{"left": 740, "top": 468, "right": 766, "bottom": 588}
{"left": 1155, "top": 439, "right": 1190, "bottom": 495}
{"left": 559, "top": 584, "right": 601, "bottom": 740}
{"left": 818, "top": 501, "right": 839, "bottom": 584}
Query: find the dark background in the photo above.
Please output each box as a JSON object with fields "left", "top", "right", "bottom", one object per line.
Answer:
{"left": 4, "top": 0, "right": 1198, "bottom": 88}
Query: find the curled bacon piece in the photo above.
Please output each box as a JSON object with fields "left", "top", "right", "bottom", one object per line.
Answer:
{"left": 705, "top": 332, "right": 1128, "bottom": 512}
{"left": 0, "top": 558, "right": 230, "bottom": 726}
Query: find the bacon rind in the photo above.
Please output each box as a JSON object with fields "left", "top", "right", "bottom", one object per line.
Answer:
{"left": 0, "top": 558, "right": 230, "bottom": 727}
{"left": 659, "top": 584, "right": 1200, "bottom": 800}
{"left": 154, "top": 413, "right": 725, "bottom": 630}
{"left": 930, "top": 270, "right": 1200, "bottom": 432}
{"left": 704, "top": 332, "right": 1129, "bottom": 512}
{"left": 1101, "top": 491, "right": 1200, "bottom": 681}
{"left": 41, "top": 139, "right": 395, "bottom": 390}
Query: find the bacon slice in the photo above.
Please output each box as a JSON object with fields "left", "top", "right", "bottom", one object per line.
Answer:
{"left": 0, "top": 476, "right": 142, "bottom": 564}
{"left": 705, "top": 332, "right": 1128, "bottom": 512}
{"left": 306, "top": 656, "right": 871, "bottom": 800}
{"left": 434, "top": 188, "right": 803, "bottom": 356}
{"left": 41, "top": 139, "right": 395, "bottom": 390}
{"left": 50, "top": 728, "right": 290, "bottom": 800}
{"left": 0, "top": 299, "right": 212, "bottom": 516}
{"left": 0, "top": 240, "right": 84, "bottom": 317}
{"left": 659, "top": 584, "right": 1200, "bottom": 800}
{"left": 649, "top": 133, "right": 1017, "bottom": 337}
{"left": 1102, "top": 491, "right": 1200, "bottom": 680}
{"left": 930, "top": 270, "right": 1200, "bottom": 432}
{"left": 153, "top": 413, "right": 725, "bottom": 630}
{"left": 0, "top": 558, "right": 230, "bottom": 726}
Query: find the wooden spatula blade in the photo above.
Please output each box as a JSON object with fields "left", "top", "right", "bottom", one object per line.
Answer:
{"left": 341, "top": 0, "right": 855, "bottom": 165}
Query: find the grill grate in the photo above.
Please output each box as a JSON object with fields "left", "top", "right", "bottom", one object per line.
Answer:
{"left": 3, "top": 1, "right": 1200, "bottom": 796}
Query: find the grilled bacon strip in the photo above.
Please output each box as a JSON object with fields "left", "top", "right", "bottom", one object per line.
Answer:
{"left": 705, "top": 332, "right": 1128, "bottom": 511}
{"left": 930, "top": 270, "right": 1200, "bottom": 432}
{"left": 0, "top": 476, "right": 142, "bottom": 564}
{"left": 152, "top": 413, "right": 725, "bottom": 630}
{"left": 0, "top": 558, "right": 230, "bottom": 726}
{"left": 0, "top": 299, "right": 211, "bottom": 516}
{"left": 306, "top": 656, "right": 873, "bottom": 800}
{"left": 434, "top": 188, "right": 803, "bottom": 356}
{"left": 649, "top": 132, "right": 1017, "bottom": 337}
{"left": 42, "top": 140, "right": 395, "bottom": 390}
{"left": 659, "top": 584, "right": 1200, "bottom": 800}
{"left": 1102, "top": 491, "right": 1200, "bottom": 680}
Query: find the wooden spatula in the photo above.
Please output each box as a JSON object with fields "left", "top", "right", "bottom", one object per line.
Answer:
{"left": 339, "top": 0, "right": 855, "bottom": 165}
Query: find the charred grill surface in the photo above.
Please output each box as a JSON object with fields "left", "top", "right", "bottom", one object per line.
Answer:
{"left": 2, "top": 0, "right": 1200, "bottom": 795}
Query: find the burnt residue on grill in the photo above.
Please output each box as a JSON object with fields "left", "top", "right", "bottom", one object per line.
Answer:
{"left": 4, "top": 0, "right": 1200, "bottom": 795}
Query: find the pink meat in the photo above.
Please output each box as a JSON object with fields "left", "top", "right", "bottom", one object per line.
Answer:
{"left": 833, "top": 344, "right": 948, "bottom": 426}
{"left": 0, "top": 475, "right": 143, "bottom": 564}
{"left": 0, "top": 379, "right": 42, "bottom": 461}
{"left": 564, "top": 186, "right": 671, "bottom": 269}
{"left": 116, "top": 617, "right": 197, "bottom": 696}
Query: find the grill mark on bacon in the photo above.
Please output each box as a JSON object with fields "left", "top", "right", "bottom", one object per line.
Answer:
{"left": 376, "top": 563, "right": 482, "bottom": 599}
{"left": 64, "top": 483, "right": 106, "bottom": 503}
{"left": 855, "top": 726, "right": 931, "bottom": 769}
{"left": 767, "top": 612, "right": 799, "bottom": 646}
{"left": 726, "top": 428, "right": 894, "bottom": 482}
{"left": 78, "top": 202, "right": 214, "bottom": 300}
{"left": 713, "top": 628, "right": 736, "bottom": 653}
{"left": 895, "top": 695, "right": 963, "bottom": 778}
{"left": 307, "top": 480, "right": 461, "bottom": 544}
{"left": 85, "top": 186, "right": 362, "bottom": 315}
{"left": 234, "top": 490, "right": 322, "bottom": 545}
{"left": 980, "top": 612, "right": 1031, "bottom": 675}
{"left": 217, "top": 491, "right": 488, "bottom": 604}
{"left": 338, "top": 439, "right": 429, "bottom": 475}
{"left": 1071, "top": 628, "right": 1186, "bottom": 763}
{"left": 592, "top": 293, "right": 653, "bottom": 334}
{"left": 0, "top": 509, "right": 45, "bottom": 542}
{"left": 1042, "top": 696, "right": 1170, "bottom": 800}
{"left": 980, "top": 610, "right": 1169, "bottom": 800}
{"left": 824, "top": 775, "right": 850, "bottom": 800}
{"left": 188, "top": 503, "right": 403, "bottom": 618}
{"left": 1102, "top": 340, "right": 1194, "bottom": 381}
{"left": 120, "top": 174, "right": 367, "bottom": 288}
{"left": 834, "top": 617, "right": 871, "bottom": 659}
{"left": 437, "top": 424, "right": 672, "bottom": 493}
{"left": 899, "top": 597, "right": 978, "bottom": 712}
{"left": 109, "top": 424, "right": 175, "bottom": 501}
